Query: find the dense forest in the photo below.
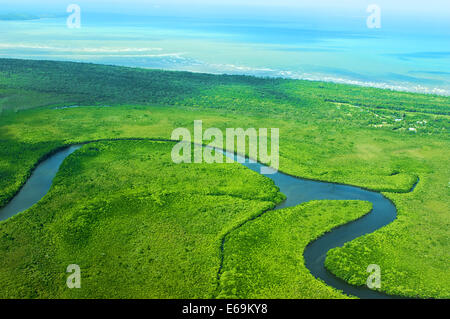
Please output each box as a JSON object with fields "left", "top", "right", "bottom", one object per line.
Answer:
{"left": 1, "top": 58, "right": 449, "bottom": 121}
{"left": 0, "top": 58, "right": 448, "bottom": 298}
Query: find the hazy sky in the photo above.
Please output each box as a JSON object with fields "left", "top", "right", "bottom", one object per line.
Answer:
{"left": 2, "top": 0, "right": 449, "bottom": 17}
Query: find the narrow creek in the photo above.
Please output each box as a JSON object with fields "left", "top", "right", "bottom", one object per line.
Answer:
{"left": 222, "top": 150, "right": 410, "bottom": 299}
{"left": 0, "top": 142, "right": 416, "bottom": 299}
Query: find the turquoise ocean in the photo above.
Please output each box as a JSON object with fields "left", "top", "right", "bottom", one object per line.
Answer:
{"left": 0, "top": 4, "right": 449, "bottom": 95}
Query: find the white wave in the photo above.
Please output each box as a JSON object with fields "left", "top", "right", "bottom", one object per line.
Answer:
{"left": 207, "top": 63, "right": 276, "bottom": 73}
{"left": 290, "top": 73, "right": 450, "bottom": 96}
{"left": 0, "top": 43, "right": 164, "bottom": 53}
{"left": 196, "top": 63, "right": 450, "bottom": 96}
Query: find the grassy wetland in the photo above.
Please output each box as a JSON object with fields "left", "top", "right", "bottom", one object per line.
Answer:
{"left": 0, "top": 59, "right": 448, "bottom": 298}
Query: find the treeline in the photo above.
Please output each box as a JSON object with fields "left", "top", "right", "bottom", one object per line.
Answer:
{"left": 1, "top": 58, "right": 449, "bottom": 116}
{"left": 0, "top": 58, "right": 279, "bottom": 112}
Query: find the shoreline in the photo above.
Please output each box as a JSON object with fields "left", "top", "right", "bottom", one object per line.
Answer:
{"left": 1, "top": 57, "right": 448, "bottom": 97}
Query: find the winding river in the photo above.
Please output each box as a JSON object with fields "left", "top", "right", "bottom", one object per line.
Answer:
{"left": 0, "top": 141, "right": 417, "bottom": 299}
